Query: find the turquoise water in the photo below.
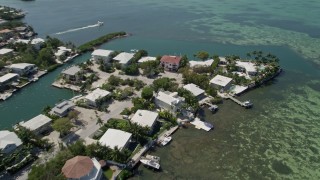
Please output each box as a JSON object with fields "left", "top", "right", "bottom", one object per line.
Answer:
{"left": 1, "top": 0, "right": 320, "bottom": 179}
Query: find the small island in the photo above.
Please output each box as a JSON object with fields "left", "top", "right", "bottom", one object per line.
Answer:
{"left": 0, "top": 6, "right": 282, "bottom": 180}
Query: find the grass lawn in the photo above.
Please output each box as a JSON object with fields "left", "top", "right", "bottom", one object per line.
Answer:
{"left": 103, "top": 168, "right": 113, "bottom": 179}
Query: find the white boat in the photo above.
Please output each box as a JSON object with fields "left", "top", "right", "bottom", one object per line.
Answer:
{"left": 140, "top": 159, "right": 160, "bottom": 169}
{"left": 130, "top": 49, "right": 138, "bottom": 53}
{"left": 161, "top": 136, "right": 172, "bottom": 146}
{"left": 97, "top": 21, "right": 104, "bottom": 26}
{"left": 145, "top": 155, "right": 160, "bottom": 163}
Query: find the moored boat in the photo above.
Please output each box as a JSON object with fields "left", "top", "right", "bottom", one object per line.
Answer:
{"left": 140, "top": 159, "right": 160, "bottom": 169}
{"left": 161, "top": 136, "right": 172, "bottom": 146}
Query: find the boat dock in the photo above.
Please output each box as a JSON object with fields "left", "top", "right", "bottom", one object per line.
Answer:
{"left": 227, "top": 95, "right": 253, "bottom": 108}
{"left": 190, "top": 118, "right": 213, "bottom": 131}
{"left": 200, "top": 101, "right": 218, "bottom": 112}
{"left": 157, "top": 125, "right": 179, "bottom": 143}
{"left": 128, "top": 126, "right": 179, "bottom": 169}
{"left": 128, "top": 140, "right": 156, "bottom": 168}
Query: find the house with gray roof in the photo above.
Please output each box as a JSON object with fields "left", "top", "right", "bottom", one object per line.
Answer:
{"left": 61, "top": 66, "right": 82, "bottom": 83}
{"left": 50, "top": 100, "right": 75, "bottom": 117}
{"left": 20, "top": 114, "right": 52, "bottom": 135}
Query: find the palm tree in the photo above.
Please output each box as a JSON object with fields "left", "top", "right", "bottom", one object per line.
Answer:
{"left": 110, "top": 146, "right": 124, "bottom": 163}
{"left": 96, "top": 117, "right": 103, "bottom": 127}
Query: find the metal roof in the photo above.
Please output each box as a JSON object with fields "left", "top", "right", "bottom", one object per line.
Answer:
{"left": 99, "top": 128, "right": 132, "bottom": 150}
{"left": 131, "top": 110, "right": 158, "bottom": 128}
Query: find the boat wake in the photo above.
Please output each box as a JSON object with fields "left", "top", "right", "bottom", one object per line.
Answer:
{"left": 55, "top": 21, "right": 103, "bottom": 35}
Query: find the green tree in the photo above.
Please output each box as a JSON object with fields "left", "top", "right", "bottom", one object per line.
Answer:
{"left": 179, "top": 55, "right": 189, "bottom": 68}
{"left": 52, "top": 118, "right": 73, "bottom": 137}
{"left": 123, "top": 63, "right": 139, "bottom": 75}
{"left": 96, "top": 117, "right": 103, "bottom": 127}
{"left": 108, "top": 75, "right": 122, "bottom": 86}
{"left": 141, "top": 86, "right": 154, "bottom": 100}
{"left": 152, "top": 77, "right": 178, "bottom": 92}
{"left": 68, "top": 111, "right": 78, "bottom": 121}
{"left": 68, "top": 140, "right": 87, "bottom": 156}
{"left": 196, "top": 51, "right": 209, "bottom": 60}
{"left": 37, "top": 47, "right": 55, "bottom": 67}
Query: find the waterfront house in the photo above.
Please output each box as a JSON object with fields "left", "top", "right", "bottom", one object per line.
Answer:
{"left": 131, "top": 110, "right": 158, "bottom": 133}
{"left": 84, "top": 88, "right": 111, "bottom": 107}
{"left": 154, "top": 91, "right": 185, "bottom": 113}
{"left": 14, "top": 26, "right": 28, "bottom": 32}
{"left": 235, "top": 61, "right": 257, "bottom": 76}
{"left": 0, "top": 130, "right": 22, "bottom": 154}
{"left": 183, "top": 83, "right": 205, "bottom": 99}
{"left": 61, "top": 66, "right": 82, "bottom": 83}
{"left": 218, "top": 57, "right": 228, "bottom": 65}
{"left": 20, "top": 114, "right": 52, "bottom": 135}
{"left": 55, "top": 46, "right": 72, "bottom": 60}
{"left": 30, "top": 38, "right": 45, "bottom": 50}
{"left": 113, "top": 52, "right": 135, "bottom": 66}
{"left": 138, "top": 56, "right": 156, "bottom": 63}
{"left": 15, "top": 38, "right": 45, "bottom": 50}
{"left": 189, "top": 59, "right": 214, "bottom": 68}
{"left": 50, "top": 100, "right": 75, "bottom": 117}
{"left": 99, "top": 128, "right": 132, "bottom": 151}
{"left": 210, "top": 75, "right": 233, "bottom": 92}
{"left": 160, "top": 55, "right": 181, "bottom": 71}
{"left": 8, "top": 63, "right": 38, "bottom": 76}
{"left": 0, "top": 73, "right": 19, "bottom": 90}
{"left": 0, "top": 48, "right": 14, "bottom": 57}
{"left": 0, "top": 29, "right": 13, "bottom": 40}
{"left": 62, "top": 156, "right": 103, "bottom": 180}
{"left": 91, "top": 49, "right": 114, "bottom": 64}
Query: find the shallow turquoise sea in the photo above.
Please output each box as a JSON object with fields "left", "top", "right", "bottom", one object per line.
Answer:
{"left": 1, "top": 0, "right": 319, "bottom": 179}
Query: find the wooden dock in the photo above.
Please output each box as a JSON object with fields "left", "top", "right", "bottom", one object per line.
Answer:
{"left": 200, "top": 101, "right": 218, "bottom": 111}
{"left": 227, "top": 95, "right": 253, "bottom": 108}
{"left": 128, "top": 126, "right": 179, "bottom": 169}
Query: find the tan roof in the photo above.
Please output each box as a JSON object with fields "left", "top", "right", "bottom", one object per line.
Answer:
{"left": 0, "top": 29, "right": 12, "bottom": 34}
{"left": 62, "top": 156, "right": 94, "bottom": 179}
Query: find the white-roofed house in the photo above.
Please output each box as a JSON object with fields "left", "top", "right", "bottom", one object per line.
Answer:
{"left": 61, "top": 66, "right": 82, "bottom": 83}
{"left": 138, "top": 56, "right": 156, "bottom": 63}
{"left": 14, "top": 38, "right": 45, "bottom": 50}
{"left": 55, "top": 46, "right": 72, "bottom": 60}
{"left": 19, "top": 114, "right": 52, "bottom": 135}
{"left": 91, "top": 49, "right": 114, "bottom": 64}
{"left": 0, "top": 73, "right": 19, "bottom": 90}
{"left": 0, "top": 130, "right": 22, "bottom": 154}
{"left": 9, "top": 63, "right": 38, "bottom": 76}
{"left": 113, "top": 52, "right": 135, "bottom": 67}
{"left": 183, "top": 83, "right": 205, "bottom": 99}
{"left": 210, "top": 75, "right": 233, "bottom": 92}
{"left": 84, "top": 88, "right": 111, "bottom": 107}
{"left": 99, "top": 128, "right": 132, "bottom": 151}
{"left": 154, "top": 91, "right": 185, "bottom": 113}
{"left": 131, "top": 110, "right": 158, "bottom": 133}
{"left": 189, "top": 59, "right": 214, "bottom": 68}
{"left": 50, "top": 100, "right": 75, "bottom": 117}
{"left": 0, "top": 48, "right": 14, "bottom": 57}
{"left": 235, "top": 61, "right": 257, "bottom": 76}
{"left": 31, "top": 38, "right": 45, "bottom": 50}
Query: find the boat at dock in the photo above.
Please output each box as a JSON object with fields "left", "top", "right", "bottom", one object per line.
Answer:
{"left": 140, "top": 159, "right": 160, "bottom": 169}
{"left": 208, "top": 104, "right": 218, "bottom": 112}
{"left": 161, "top": 136, "right": 172, "bottom": 146}
{"left": 145, "top": 155, "right": 160, "bottom": 163}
